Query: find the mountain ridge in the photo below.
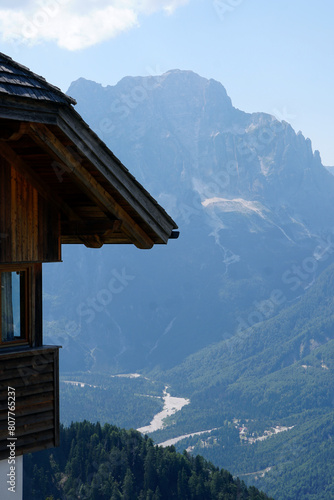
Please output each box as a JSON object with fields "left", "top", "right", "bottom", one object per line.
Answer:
{"left": 68, "top": 70, "right": 334, "bottom": 236}
{"left": 43, "top": 68, "right": 334, "bottom": 372}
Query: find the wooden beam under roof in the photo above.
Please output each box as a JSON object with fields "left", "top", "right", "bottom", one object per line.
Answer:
{"left": 0, "top": 101, "right": 178, "bottom": 244}
{"left": 61, "top": 219, "right": 122, "bottom": 247}
{"left": 61, "top": 219, "right": 122, "bottom": 236}
{"left": 0, "top": 140, "right": 80, "bottom": 223}
{"left": 27, "top": 122, "right": 155, "bottom": 249}
{"left": 0, "top": 119, "right": 26, "bottom": 140}
{"left": 0, "top": 141, "right": 120, "bottom": 249}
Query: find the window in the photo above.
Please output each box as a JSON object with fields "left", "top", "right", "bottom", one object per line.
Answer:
{"left": 0, "top": 268, "right": 28, "bottom": 346}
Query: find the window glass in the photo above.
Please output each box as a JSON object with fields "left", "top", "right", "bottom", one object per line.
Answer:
{"left": 1, "top": 271, "right": 25, "bottom": 343}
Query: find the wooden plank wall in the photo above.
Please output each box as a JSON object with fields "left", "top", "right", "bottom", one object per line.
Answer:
{"left": 0, "top": 346, "right": 59, "bottom": 459}
{"left": 30, "top": 263, "right": 43, "bottom": 348}
{"left": 0, "top": 156, "right": 61, "bottom": 263}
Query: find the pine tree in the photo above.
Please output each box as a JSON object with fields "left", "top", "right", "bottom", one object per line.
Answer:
{"left": 153, "top": 485, "right": 162, "bottom": 500}
{"left": 177, "top": 467, "right": 190, "bottom": 499}
{"left": 111, "top": 483, "right": 122, "bottom": 500}
{"left": 146, "top": 489, "right": 154, "bottom": 500}
{"left": 144, "top": 446, "right": 157, "bottom": 491}
{"left": 123, "top": 468, "right": 135, "bottom": 499}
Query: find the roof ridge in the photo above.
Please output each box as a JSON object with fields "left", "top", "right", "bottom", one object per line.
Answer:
{"left": 0, "top": 52, "right": 76, "bottom": 106}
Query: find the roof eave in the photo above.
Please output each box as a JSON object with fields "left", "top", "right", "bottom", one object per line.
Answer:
{"left": 0, "top": 94, "right": 178, "bottom": 246}
{"left": 56, "top": 105, "right": 179, "bottom": 241}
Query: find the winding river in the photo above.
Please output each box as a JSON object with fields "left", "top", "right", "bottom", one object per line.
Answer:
{"left": 137, "top": 386, "right": 190, "bottom": 434}
{"left": 158, "top": 428, "right": 219, "bottom": 448}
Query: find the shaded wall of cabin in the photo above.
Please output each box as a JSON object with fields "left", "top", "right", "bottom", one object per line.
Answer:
{"left": 0, "top": 155, "right": 61, "bottom": 264}
{"left": 0, "top": 153, "right": 61, "bottom": 458}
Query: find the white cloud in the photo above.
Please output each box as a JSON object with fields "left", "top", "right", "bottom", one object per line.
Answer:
{"left": 0, "top": 0, "right": 189, "bottom": 51}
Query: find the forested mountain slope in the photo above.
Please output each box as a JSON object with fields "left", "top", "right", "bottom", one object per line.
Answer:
{"left": 148, "top": 263, "right": 334, "bottom": 499}
{"left": 23, "top": 421, "right": 273, "bottom": 500}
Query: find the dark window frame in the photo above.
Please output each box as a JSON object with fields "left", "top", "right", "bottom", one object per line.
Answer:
{"left": 0, "top": 265, "right": 31, "bottom": 347}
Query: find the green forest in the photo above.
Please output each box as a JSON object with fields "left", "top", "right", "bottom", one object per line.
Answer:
{"left": 53, "top": 265, "right": 334, "bottom": 500}
{"left": 60, "top": 374, "right": 165, "bottom": 428}
{"left": 23, "top": 421, "right": 273, "bottom": 500}
{"left": 146, "top": 265, "right": 334, "bottom": 499}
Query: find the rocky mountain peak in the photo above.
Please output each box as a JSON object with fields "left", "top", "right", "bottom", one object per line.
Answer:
{"left": 51, "top": 70, "right": 334, "bottom": 372}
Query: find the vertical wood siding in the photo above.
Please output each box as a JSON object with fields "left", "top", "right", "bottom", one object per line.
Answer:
{"left": 0, "top": 156, "right": 61, "bottom": 263}
{"left": 0, "top": 346, "right": 60, "bottom": 459}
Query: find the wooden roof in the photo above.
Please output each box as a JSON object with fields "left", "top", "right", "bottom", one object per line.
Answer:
{"left": 0, "top": 53, "right": 75, "bottom": 105}
{"left": 0, "top": 53, "right": 178, "bottom": 249}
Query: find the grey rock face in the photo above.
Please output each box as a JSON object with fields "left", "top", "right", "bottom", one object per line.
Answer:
{"left": 44, "top": 71, "right": 334, "bottom": 372}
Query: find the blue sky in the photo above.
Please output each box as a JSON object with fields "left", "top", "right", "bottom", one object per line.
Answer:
{"left": 1, "top": 0, "right": 334, "bottom": 164}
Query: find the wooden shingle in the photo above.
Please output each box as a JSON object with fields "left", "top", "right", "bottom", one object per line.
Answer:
{"left": 0, "top": 52, "right": 76, "bottom": 105}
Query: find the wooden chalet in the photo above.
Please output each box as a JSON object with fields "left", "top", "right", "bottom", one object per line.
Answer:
{"left": 0, "top": 53, "right": 178, "bottom": 460}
